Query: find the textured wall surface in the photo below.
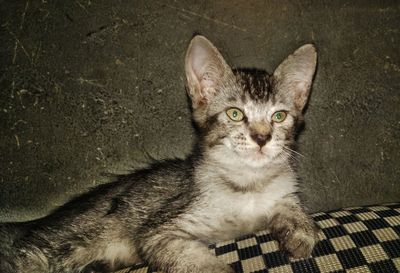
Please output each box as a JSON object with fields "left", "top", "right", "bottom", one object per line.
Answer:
{"left": 0, "top": 1, "right": 399, "bottom": 221}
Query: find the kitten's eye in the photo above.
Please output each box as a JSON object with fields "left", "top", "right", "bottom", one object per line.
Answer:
{"left": 226, "top": 108, "right": 244, "bottom": 122}
{"left": 272, "top": 111, "right": 287, "bottom": 123}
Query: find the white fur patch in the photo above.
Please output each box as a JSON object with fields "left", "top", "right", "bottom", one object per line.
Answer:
{"left": 103, "top": 242, "right": 137, "bottom": 267}
{"left": 184, "top": 164, "right": 298, "bottom": 242}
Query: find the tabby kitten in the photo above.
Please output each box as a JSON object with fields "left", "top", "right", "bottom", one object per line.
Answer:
{"left": 0, "top": 35, "right": 318, "bottom": 273}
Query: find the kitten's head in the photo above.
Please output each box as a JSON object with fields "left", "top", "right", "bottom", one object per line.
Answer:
{"left": 185, "top": 36, "right": 317, "bottom": 169}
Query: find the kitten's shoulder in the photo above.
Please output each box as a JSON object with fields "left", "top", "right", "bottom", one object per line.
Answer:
{"left": 121, "top": 156, "right": 196, "bottom": 183}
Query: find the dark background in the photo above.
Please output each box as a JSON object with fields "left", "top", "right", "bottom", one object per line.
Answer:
{"left": 0, "top": 1, "right": 399, "bottom": 221}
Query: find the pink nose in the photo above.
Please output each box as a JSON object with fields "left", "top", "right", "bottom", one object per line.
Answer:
{"left": 250, "top": 133, "right": 271, "bottom": 147}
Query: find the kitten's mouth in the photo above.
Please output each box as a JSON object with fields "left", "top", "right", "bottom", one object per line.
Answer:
{"left": 257, "top": 149, "right": 265, "bottom": 155}
{"left": 249, "top": 149, "right": 267, "bottom": 160}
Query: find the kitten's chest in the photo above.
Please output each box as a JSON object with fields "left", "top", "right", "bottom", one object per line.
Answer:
{"left": 221, "top": 191, "right": 275, "bottom": 228}
{"left": 185, "top": 176, "right": 297, "bottom": 242}
{"left": 215, "top": 186, "right": 285, "bottom": 227}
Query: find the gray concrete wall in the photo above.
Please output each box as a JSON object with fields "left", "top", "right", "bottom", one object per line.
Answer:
{"left": 0, "top": 1, "right": 399, "bottom": 221}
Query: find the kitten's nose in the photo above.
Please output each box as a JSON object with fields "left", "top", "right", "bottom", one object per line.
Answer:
{"left": 250, "top": 133, "right": 271, "bottom": 147}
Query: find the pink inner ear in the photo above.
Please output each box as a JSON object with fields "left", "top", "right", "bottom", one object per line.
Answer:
{"left": 189, "top": 43, "right": 217, "bottom": 92}
{"left": 191, "top": 43, "right": 209, "bottom": 79}
{"left": 293, "top": 80, "right": 311, "bottom": 109}
{"left": 296, "top": 80, "right": 309, "bottom": 93}
{"left": 200, "top": 73, "right": 215, "bottom": 89}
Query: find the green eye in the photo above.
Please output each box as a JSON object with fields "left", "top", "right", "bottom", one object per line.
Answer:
{"left": 226, "top": 108, "right": 244, "bottom": 122}
{"left": 272, "top": 111, "right": 287, "bottom": 123}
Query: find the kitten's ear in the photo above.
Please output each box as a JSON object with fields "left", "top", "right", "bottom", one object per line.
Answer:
{"left": 185, "top": 36, "right": 234, "bottom": 109}
{"left": 273, "top": 44, "right": 317, "bottom": 112}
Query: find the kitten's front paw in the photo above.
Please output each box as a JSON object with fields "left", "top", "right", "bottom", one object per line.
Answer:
{"left": 278, "top": 227, "right": 318, "bottom": 259}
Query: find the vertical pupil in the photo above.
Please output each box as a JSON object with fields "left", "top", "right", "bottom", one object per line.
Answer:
{"left": 233, "top": 111, "right": 237, "bottom": 118}
{"left": 276, "top": 113, "right": 281, "bottom": 119}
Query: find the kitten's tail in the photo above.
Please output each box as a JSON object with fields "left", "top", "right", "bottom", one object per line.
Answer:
{"left": 0, "top": 222, "right": 49, "bottom": 273}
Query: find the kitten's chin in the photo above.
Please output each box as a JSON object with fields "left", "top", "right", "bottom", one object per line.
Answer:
{"left": 240, "top": 151, "right": 273, "bottom": 168}
{"left": 237, "top": 146, "right": 284, "bottom": 169}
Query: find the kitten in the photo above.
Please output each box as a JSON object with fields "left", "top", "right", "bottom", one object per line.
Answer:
{"left": 0, "top": 35, "right": 318, "bottom": 273}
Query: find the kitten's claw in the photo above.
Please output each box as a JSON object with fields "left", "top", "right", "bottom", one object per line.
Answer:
{"left": 279, "top": 227, "right": 318, "bottom": 259}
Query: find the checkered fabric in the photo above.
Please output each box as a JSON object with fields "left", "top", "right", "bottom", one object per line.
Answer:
{"left": 116, "top": 203, "right": 400, "bottom": 273}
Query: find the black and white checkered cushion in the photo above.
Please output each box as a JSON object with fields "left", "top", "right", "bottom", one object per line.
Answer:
{"left": 116, "top": 203, "right": 400, "bottom": 273}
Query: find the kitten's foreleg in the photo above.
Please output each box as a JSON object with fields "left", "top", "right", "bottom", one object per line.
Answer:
{"left": 269, "top": 196, "right": 318, "bottom": 259}
{"left": 138, "top": 230, "right": 233, "bottom": 273}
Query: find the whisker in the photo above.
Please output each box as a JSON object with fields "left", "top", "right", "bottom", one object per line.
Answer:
{"left": 281, "top": 149, "right": 294, "bottom": 159}
{"left": 277, "top": 147, "right": 303, "bottom": 165}
{"left": 280, "top": 148, "right": 299, "bottom": 162}
{"left": 280, "top": 150, "right": 301, "bottom": 165}
{"left": 282, "top": 146, "right": 305, "bottom": 158}
{"left": 277, "top": 152, "right": 294, "bottom": 172}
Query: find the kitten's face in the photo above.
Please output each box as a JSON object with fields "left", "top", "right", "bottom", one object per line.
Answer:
{"left": 202, "top": 71, "right": 297, "bottom": 168}
{"left": 185, "top": 36, "right": 317, "bottom": 169}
